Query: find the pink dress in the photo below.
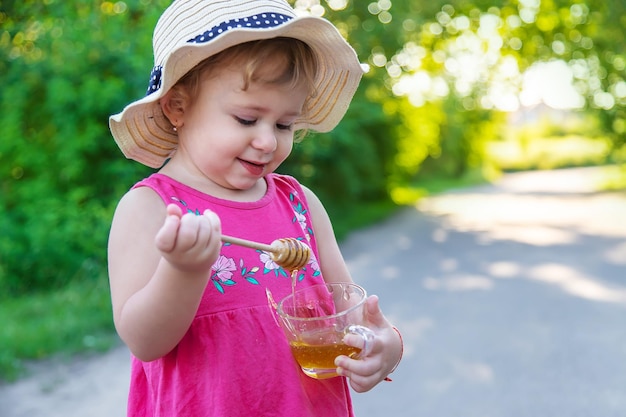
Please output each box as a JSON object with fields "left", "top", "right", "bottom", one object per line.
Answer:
{"left": 126, "top": 173, "right": 354, "bottom": 417}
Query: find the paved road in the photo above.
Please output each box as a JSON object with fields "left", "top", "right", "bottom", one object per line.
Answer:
{"left": 1, "top": 167, "right": 625, "bottom": 417}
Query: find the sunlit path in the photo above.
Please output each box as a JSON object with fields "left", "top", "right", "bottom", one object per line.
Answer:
{"left": 348, "top": 167, "right": 626, "bottom": 417}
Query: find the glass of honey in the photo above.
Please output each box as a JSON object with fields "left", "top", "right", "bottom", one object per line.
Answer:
{"left": 276, "top": 283, "right": 374, "bottom": 379}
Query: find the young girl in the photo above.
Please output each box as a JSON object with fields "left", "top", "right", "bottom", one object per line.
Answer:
{"left": 108, "top": 1, "right": 402, "bottom": 415}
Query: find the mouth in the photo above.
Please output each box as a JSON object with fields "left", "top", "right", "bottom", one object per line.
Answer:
{"left": 238, "top": 158, "right": 267, "bottom": 176}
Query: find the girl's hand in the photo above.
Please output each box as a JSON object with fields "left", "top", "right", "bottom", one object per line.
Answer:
{"left": 335, "top": 295, "right": 403, "bottom": 393}
{"left": 155, "top": 204, "right": 222, "bottom": 274}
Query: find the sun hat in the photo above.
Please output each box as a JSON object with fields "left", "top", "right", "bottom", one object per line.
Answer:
{"left": 109, "top": 0, "right": 364, "bottom": 168}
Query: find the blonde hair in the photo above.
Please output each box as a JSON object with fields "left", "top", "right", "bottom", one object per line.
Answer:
{"left": 167, "top": 37, "right": 318, "bottom": 137}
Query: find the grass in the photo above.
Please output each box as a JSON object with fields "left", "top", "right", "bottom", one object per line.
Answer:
{"left": 0, "top": 276, "right": 119, "bottom": 382}
{"left": 596, "top": 164, "right": 626, "bottom": 191}
{"left": 486, "top": 134, "right": 614, "bottom": 172}
{"left": 486, "top": 133, "right": 626, "bottom": 192}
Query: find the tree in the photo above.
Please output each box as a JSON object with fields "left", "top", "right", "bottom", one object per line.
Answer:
{"left": 0, "top": 0, "right": 167, "bottom": 295}
{"left": 298, "top": 0, "right": 625, "bottom": 183}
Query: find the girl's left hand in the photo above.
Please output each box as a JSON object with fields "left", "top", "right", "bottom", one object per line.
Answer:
{"left": 335, "top": 295, "right": 403, "bottom": 393}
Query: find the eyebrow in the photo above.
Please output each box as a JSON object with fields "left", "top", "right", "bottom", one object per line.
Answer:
{"left": 237, "top": 105, "right": 302, "bottom": 118}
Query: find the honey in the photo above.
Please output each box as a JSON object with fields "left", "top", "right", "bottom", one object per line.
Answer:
{"left": 289, "top": 341, "right": 362, "bottom": 379}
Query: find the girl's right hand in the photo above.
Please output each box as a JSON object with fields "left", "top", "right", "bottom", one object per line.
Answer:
{"left": 155, "top": 203, "right": 222, "bottom": 274}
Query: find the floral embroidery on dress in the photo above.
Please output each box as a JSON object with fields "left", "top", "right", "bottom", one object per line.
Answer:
{"left": 289, "top": 193, "right": 314, "bottom": 238}
{"left": 260, "top": 250, "right": 289, "bottom": 278}
{"left": 308, "top": 255, "right": 321, "bottom": 278}
{"left": 211, "top": 255, "right": 237, "bottom": 294}
{"left": 171, "top": 196, "right": 200, "bottom": 215}
{"left": 239, "top": 258, "right": 260, "bottom": 285}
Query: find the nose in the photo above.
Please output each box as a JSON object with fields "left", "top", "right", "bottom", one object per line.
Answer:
{"left": 251, "top": 125, "right": 277, "bottom": 153}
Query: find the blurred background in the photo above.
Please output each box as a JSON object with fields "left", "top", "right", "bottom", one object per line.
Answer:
{"left": 0, "top": 0, "right": 624, "bottom": 385}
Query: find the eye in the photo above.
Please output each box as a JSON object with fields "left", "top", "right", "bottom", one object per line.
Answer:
{"left": 276, "top": 123, "right": 293, "bottom": 131}
{"left": 235, "top": 116, "right": 256, "bottom": 126}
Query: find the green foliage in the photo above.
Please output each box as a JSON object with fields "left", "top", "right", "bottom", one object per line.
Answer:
{"left": 417, "top": 98, "right": 505, "bottom": 179}
{"left": 387, "top": 99, "right": 445, "bottom": 182}
{"left": 0, "top": 1, "right": 164, "bottom": 296}
{"left": 280, "top": 84, "right": 399, "bottom": 208}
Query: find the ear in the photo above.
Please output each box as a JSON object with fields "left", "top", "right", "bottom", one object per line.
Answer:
{"left": 160, "top": 88, "right": 186, "bottom": 128}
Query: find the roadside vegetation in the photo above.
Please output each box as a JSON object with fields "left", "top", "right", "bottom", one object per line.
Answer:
{"left": 1, "top": 0, "right": 624, "bottom": 381}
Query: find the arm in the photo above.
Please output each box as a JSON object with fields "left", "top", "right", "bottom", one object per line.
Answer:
{"left": 302, "top": 185, "right": 403, "bottom": 392}
{"left": 107, "top": 187, "right": 222, "bottom": 361}
{"left": 301, "top": 185, "right": 353, "bottom": 284}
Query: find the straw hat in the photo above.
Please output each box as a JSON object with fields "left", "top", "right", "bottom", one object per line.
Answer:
{"left": 109, "top": 0, "right": 364, "bottom": 168}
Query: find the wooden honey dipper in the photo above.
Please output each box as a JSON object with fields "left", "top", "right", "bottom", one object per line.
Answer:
{"left": 221, "top": 235, "right": 311, "bottom": 271}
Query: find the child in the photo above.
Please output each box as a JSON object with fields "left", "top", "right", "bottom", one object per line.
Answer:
{"left": 108, "top": 1, "right": 403, "bottom": 416}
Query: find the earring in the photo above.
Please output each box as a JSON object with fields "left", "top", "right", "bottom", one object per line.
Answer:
{"left": 172, "top": 126, "right": 177, "bottom": 132}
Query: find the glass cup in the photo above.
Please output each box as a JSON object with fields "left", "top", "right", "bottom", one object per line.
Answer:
{"left": 275, "top": 283, "right": 375, "bottom": 379}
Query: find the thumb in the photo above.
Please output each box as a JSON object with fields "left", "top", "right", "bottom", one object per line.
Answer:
{"left": 364, "top": 295, "right": 387, "bottom": 328}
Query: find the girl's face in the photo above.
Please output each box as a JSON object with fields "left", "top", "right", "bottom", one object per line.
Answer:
{"left": 164, "top": 64, "right": 308, "bottom": 198}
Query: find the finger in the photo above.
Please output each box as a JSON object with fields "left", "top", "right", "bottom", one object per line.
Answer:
{"left": 176, "top": 212, "right": 202, "bottom": 250}
{"left": 195, "top": 213, "right": 216, "bottom": 249}
{"left": 166, "top": 203, "right": 183, "bottom": 218}
{"left": 364, "top": 295, "right": 388, "bottom": 328}
{"left": 343, "top": 333, "right": 367, "bottom": 351}
{"left": 335, "top": 358, "right": 378, "bottom": 393}
{"left": 203, "top": 209, "right": 222, "bottom": 234}
{"left": 155, "top": 214, "right": 180, "bottom": 253}
{"left": 347, "top": 374, "right": 376, "bottom": 393}
{"left": 335, "top": 353, "right": 377, "bottom": 375}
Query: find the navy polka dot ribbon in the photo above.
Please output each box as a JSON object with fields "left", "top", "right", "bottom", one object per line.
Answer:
{"left": 146, "top": 12, "right": 293, "bottom": 96}
{"left": 147, "top": 66, "right": 163, "bottom": 95}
